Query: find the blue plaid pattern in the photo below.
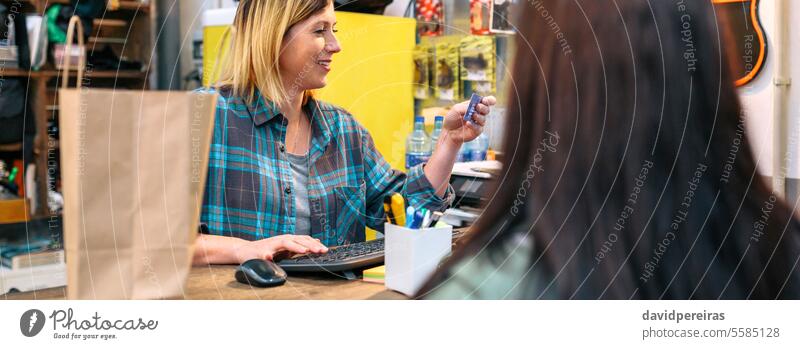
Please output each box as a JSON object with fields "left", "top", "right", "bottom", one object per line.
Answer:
{"left": 200, "top": 88, "right": 454, "bottom": 246}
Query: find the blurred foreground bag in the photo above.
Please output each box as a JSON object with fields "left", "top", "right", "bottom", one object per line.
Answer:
{"left": 57, "top": 17, "right": 217, "bottom": 299}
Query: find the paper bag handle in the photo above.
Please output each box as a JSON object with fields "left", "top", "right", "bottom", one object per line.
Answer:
{"left": 61, "top": 16, "right": 86, "bottom": 90}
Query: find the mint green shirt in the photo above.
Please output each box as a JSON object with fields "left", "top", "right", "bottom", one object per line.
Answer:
{"left": 424, "top": 234, "right": 550, "bottom": 299}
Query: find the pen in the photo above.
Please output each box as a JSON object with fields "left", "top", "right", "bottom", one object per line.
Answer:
{"left": 412, "top": 210, "right": 425, "bottom": 229}
{"left": 405, "top": 206, "right": 415, "bottom": 228}
{"left": 428, "top": 211, "right": 444, "bottom": 228}
{"left": 420, "top": 208, "right": 431, "bottom": 228}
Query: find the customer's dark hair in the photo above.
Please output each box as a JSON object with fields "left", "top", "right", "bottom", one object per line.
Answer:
{"left": 420, "top": 0, "right": 800, "bottom": 299}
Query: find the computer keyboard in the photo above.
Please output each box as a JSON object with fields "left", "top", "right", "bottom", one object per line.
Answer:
{"left": 277, "top": 228, "right": 467, "bottom": 273}
{"left": 277, "top": 238, "right": 385, "bottom": 272}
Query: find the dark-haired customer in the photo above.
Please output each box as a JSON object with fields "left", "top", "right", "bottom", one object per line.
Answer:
{"left": 419, "top": 0, "right": 800, "bottom": 299}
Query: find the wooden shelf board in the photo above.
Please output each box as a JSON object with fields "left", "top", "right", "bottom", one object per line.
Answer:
{"left": 0, "top": 142, "right": 23, "bottom": 152}
{"left": 1, "top": 68, "right": 147, "bottom": 79}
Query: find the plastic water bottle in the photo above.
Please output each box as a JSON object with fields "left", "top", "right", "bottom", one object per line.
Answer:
{"left": 456, "top": 143, "right": 468, "bottom": 162}
{"left": 471, "top": 132, "right": 489, "bottom": 161}
{"left": 430, "top": 115, "right": 444, "bottom": 150}
{"left": 461, "top": 140, "right": 476, "bottom": 162}
{"left": 406, "top": 116, "right": 432, "bottom": 169}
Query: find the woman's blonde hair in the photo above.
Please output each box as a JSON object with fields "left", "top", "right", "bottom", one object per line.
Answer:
{"left": 215, "top": 0, "right": 330, "bottom": 105}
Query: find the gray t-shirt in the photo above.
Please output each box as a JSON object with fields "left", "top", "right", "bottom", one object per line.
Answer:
{"left": 287, "top": 152, "right": 311, "bottom": 235}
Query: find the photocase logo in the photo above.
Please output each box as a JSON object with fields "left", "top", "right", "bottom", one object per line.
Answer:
{"left": 20, "top": 309, "right": 46, "bottom": 337}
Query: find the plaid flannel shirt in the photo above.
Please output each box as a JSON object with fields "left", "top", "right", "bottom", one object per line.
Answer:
{"left": 200, "top": 88, "right": 454, "bottom": 246}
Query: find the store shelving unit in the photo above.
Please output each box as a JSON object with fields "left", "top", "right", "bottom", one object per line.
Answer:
{"left": 0, "top": 0, "right": 155, "bottom": 217}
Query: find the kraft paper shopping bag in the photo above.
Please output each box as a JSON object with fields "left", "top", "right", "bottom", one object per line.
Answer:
{"left": 58, "top": 16, "right": 217, "bottom": 299}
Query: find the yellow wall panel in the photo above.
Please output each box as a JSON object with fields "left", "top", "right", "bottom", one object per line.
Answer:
{"left": 316, "top": 12, "right": 416, "bottom": 170}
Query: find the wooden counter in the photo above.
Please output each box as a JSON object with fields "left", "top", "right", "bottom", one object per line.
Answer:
{"left": 3, "top": 265, "right": 406, "bottom": 300}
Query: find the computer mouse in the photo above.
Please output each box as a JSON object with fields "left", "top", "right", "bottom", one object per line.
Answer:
{"left": 235, "top": 259, "right": 287, "bottom": 287}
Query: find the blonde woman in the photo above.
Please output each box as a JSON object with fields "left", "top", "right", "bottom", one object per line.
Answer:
{"left": 193, "top": 0, "right": 495, "bottom": 265}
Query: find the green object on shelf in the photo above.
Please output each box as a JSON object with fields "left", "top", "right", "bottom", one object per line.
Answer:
{"left": 7, "top": 167, "right": 17, "bottom": 182}
{"left": 46, "top": 4, "right": 67, "bottom": 44}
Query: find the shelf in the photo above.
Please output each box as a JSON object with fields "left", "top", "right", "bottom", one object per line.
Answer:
{"left": 0, "top": 0, "right": 150, "bottom": 15}
{"left": 15, "top": 0, "right": 156, "bottom": 218}
{"left": 0, "top": 142, "right": 23, "bottom": 152}
{"left": 89, "top": 37, "right": 129, "bottom": 44}
{"left": 117, "top": 1, "right": 150, "bottom": 12}
{"left": 1, "top": 68, "right": 147, "bottom": 79}
{"left": 75, "top": 69, "right": 148, "bottom": 79}
{"left": 94, "top": 18, "right": 128, "bottom": 27}
{"left": 43, "top": 0, "right": 150, "bottom": 13}
{"left": 0, "top": 68, "right": 33, "bottom": 77}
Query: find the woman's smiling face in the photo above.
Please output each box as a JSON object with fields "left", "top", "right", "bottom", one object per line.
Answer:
{"left": 279, "top": 2, "right": 341, "bottom": 96}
